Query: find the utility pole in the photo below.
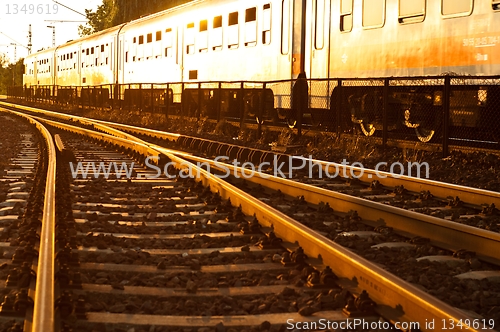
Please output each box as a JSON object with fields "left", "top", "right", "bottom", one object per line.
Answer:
{"left": 10, "top": 43, "right": 16, "bottom": 62}
{"left": 9, "top": 43, "right": 17, "bottom": 86}
{"left": 47, "top": 26, "right": 55, "bottom": 47}
{"left": 43, "top": 20, "right": 87, "bottom": 47}
{"left": 28, "top": 24, "right": 32, "bottom": 54}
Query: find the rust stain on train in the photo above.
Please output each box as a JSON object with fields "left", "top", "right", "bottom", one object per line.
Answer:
{"left": 332, "top": 32, "right": 500, "bottom": 74}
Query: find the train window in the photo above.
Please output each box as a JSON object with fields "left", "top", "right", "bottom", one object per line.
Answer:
{"left": 147, "top": 33, "right": 153, "bottom": 43}
{"left": 245, "top": 7, "right": 257, "bottom": 46}
{"left": 86, "top": 48, "right": 89, "bottom": 55}
{"left": 213, "top": 15, "right": 222, "bottom": 28}
{"left": 229, "top": 11, "right": 238, "bottom": 25}
{"left": 91, "top": 47, "right": 94, "bottom": 54}
{"left": 228, "top": 12, "right": 239, "bottom": 48}
{"left": 101, "top": 44, "right": 104, "bottom": 52}
{"left": 263, "top": 4, "right": 271, "bottom": 45}
{"left": 442, "top": 0, "right": 472, "bottom": 17}
{"left": 494, "top": 0, "right": 500, "bottom": 10}
{"left": 133, "top": 37, "right": 136, "bottom": 43}
{"left": 399, "top": 0, "right": 425, "bottom": 23}
{"left": 165, "top": 28, "right": 173, "bottom": 57}
{"left": 126, "top": 52, "right": 128, "bottom": 62}
{"left": 186, "top": 23, "right": 195, "bottom": 54}
{"left": 200, "top": 20, "right": 208, "bottom": 32}
{"left": 245, "top": 7, "right": 256, "bottom": 22}
{"left": 139, "top": 35, "right": 144, "bottom": 44}
{"left": 199, "top": 20, "right": 208, "bottom": 52}
{"left": 340, "top": 0, "right": 353, "bottom": 32}
{"left": 212, "top": 16, "right": 223, "bottom": 50}
{"left": 362, "top": 0, "right": 385, "bottom": 28}
{"left": 281, "top": 0, "right": 290, "bottom": 54}
{"left": 156, "top": 31, "right": 162, "bottom": 41}
{"left": 315, "top": 0, "right": 325, "bottom": 49}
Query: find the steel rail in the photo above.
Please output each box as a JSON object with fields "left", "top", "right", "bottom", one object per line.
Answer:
{"left": 15, "top": 105, "right": 500, "bottom": 260}
{"left": 163, "top": 152, "right": 494, "bottom": 332}
{"left": 296, "top": 156, "right": 500, "bottom": 207}
{"left": 2, "top": 101, "right": 499, "bottom": 208}
{"left": 0, "top": 101, "right": 181, "bottom": 142}
{"left": 28, "top": 116, "right": 162, "bottom": 160}
{"left": 172, "top": 151, "right": 500, "bottom": 263}
{"left": 0, "top": 109, "right": 56, "bottom": 332}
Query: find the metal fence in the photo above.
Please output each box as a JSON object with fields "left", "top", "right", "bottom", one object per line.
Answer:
{"left": 8, "top": 74, "right": 500, "bottom": 154}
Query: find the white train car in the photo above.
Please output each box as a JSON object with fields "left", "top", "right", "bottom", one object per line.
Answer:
{"left": 117, "top": 0, "right": 294, "bottom": 84}
{"left": 23, "top": 47, "right": 55, "bottom": 86}
{"left": 23, "top": 0, "right": 304, "bottom": 87}
{"left": 54, "top": 40, "right": 80, "bottom": 87}
{"left": 76, "top": 25, "right": 124, "bottom": 86}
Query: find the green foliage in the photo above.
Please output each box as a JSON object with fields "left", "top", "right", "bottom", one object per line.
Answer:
{"left": 0, "top": 56, "right": 24, "bottom": 94}
{"left": 79, "top": 0, "right": 193, "bottom": 36}
{"left": 78, "top": 0, "right": 119, "bottom": 36}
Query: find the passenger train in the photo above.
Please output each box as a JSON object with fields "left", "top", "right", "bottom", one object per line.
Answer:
{"left": 22, "top": 0, "right": 500, "bottom": 142}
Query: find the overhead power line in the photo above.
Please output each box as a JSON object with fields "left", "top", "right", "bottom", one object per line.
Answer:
{"left": 0, "top": 32, "right": 28, "bottom": 49}
{"left": 44, "top": 20, "right": 88, "bottom": 23}
{"left": 51, "top": 0, "right": 87, "bottom": 17}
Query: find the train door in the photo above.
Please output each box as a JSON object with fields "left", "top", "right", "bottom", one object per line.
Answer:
{"left": 172, "top": 26, "right": 182, "bottom": 82}
{"left": 304, "top": 0, "right": 331, "bottom": 124}
{"left": 288, "top": 0, "right": 330, "bottom": 79}
{"left": 304, "top": 0, "right": 330, "bottom": 79}
{"left": 290, "top": 0, "right": 306, "bottom": 78}
{"left": 117, "top": 34, "right": 124, "bottom": 85}
{"left": 77, "top": 44, "right": 82, "bottom": 86}
{"left": 174, "top": 25, "right": 183, "bottom": 83}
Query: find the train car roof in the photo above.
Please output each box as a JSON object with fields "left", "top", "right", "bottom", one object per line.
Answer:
{"left": 25, "top": 23, "right": 126, "bottom": 61}
{"left": 123, "top": 0, "right": 206, "bottom": 26}
{"left": 119, "top": 0, "right": 239, "bottom": 33}
{"left": 25, "top": 0, "right": 230, "bottom": 61}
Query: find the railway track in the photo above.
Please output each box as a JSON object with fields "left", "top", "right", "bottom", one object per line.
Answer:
{"left": 54, "top": 132, "right": 383, "bottom": 331}
{"left": 4, "top": 102, "right": 498, "bottom": 251}
{"left": 0, "top": 104, "right": 499, "bottom": 331}
{"left": 0, "top": 110, "right": 55, "bottom": 331}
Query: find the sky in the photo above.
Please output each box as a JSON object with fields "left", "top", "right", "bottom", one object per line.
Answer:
{"left": 0, "top": 0, "right": 102, "bottom": 63}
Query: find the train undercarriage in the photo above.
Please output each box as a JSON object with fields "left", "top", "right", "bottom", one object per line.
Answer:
{"left": 11, "top": 79, "right": 500, "bottom": 145}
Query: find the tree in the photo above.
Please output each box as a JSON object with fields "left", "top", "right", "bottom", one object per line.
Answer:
{"left": 80, "top": 0, "right": 193, "bottom": 35}
{"left": 78, "top": 0, "right": 118, "bottom": 36}
{"left": 0, "top": 57, "right": 24, "bottom": 94}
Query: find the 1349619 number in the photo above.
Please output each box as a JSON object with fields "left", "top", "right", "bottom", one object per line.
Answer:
{"left": 5, "top": 4, "right": 59, "bottom": 14}
{"left": 441, "top": 319, "right": 495, "bottom": 330}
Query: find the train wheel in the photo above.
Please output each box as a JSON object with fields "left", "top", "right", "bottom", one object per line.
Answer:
{"left": 359, "top": 122, "right": 375, "bottom": 136}
{"left": 415, "top": 127, "right": 435, "bottom": 143}
{"left": 287, "top": 117, "right": 297, "bottom": 129}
